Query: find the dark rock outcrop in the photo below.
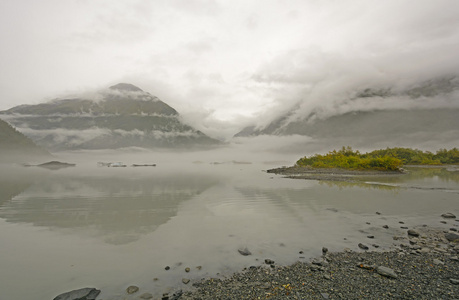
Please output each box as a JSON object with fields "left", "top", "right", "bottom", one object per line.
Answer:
{"left": 53, "top": 287, "right": 100, "bottom": 300}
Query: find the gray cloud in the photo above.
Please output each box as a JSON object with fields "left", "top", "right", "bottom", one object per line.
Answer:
{"left": 1, "top": 0, "right": 458, "bottom": 140}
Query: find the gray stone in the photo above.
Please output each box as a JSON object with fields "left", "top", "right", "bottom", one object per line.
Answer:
{"left": 126, "top": 285, "right": 139, "bottom": 294}
{"left": 433, "top": 259, "right": 444, "bottom": 265}
{"left": 376, "top": 266, "right": 398, "bottom": 279}
{"left": 442, "top": 213, "right": 456, "bottom": 219}
{"left": 53, "top": 288, "right": 101, "bottom": 300}
{"left": 445, "top": 232, "right": 459, "bottom": 242}
{"left": 407, "top": 229, "right": 420, "bottom": 237}
{"left": 182, "top": 278, "right": 190, "bottom": 284}
{"left": 170, "top": 289, "right": 183, "bottom": 300}
{"left": 358, "top": 243, "right": 369, "bottom": 250}
{"left": 312, "top": 258, "right": 326, "bottom": 266}
{"left": 238, "top": 247, "right": 252, "bottom": 256}
{"left": 450, "top": 278, "right": 459, "bottom": 285}
{"left": 140, "top": 292, "right": 154, "bottom": 299}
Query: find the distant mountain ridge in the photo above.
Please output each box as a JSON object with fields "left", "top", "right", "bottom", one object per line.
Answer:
{"left": 235, "top": 76, "right": 459, "bottom": 144}
{"left": 5, "top": 83, "right": 178, "bottom": 116}
{"left": 0, "top": 118, "right": 50, "bottom": 162}
{"left": 0, "top": 83, "right": 220, "bottom": 151}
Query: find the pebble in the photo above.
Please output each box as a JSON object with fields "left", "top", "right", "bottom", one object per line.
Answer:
{"left": 126, "top": 285, "right": 139, "bottom": 294}
{"left": 358, "top": 243, "right": 369, "bottom": 250}
{"left": 182, "top": 278, "right": 190, "bottom": 284}
{"left": 140, "top": 292, "right": 153, "bottom": 299}
{"left": 445, "top": 232, "right": 459, "bottom": 242}
{"left": 442, "top": 213, "right": 456, "bottom": 219}
{"left": 407, "top": 229, "right": 420, "bottom": 237}
{"left": 185, "top": 267, "right": 190, "bottom": 272}
{"left": 376, "top": 266, "right": 398, "bottom": 279}
{"left": 238, "top": 247, "right": 252, "bottom": 256}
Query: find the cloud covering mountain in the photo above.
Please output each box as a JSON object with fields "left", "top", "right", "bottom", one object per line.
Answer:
{"left": 0, "top": 83, "right": 220, "bottom": 151}
{"left": 236, "top": 76, "right": 459, "bottom": 151}
{"left": 1, "top": 1, "right": 459, "bottom": 140}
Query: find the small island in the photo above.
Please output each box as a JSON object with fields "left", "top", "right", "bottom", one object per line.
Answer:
{"left": 24, "top": 161, "right": 76, "bottom": 170}
{"left": 268, "top": 146, "right": 459, "bottom": 181}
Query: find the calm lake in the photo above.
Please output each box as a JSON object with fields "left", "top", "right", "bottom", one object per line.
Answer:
{"left": 0, "top": 149, "right": 458, "bottom": 299}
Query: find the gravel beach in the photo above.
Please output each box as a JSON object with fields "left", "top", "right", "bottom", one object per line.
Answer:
{"left": 177, "top": 226, "right": 459, "bottom": 300}
{"left": 57, "top": 221, "right": 459, "bottom": 300}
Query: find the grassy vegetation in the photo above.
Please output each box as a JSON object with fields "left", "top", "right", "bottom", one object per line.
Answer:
{"left": 296, "top": 146, "right": 459, "bottom": 171}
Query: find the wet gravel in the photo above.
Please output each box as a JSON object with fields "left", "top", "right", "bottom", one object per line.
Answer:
{"left": 178, "top": 226, "right": 459, "bottom": 300}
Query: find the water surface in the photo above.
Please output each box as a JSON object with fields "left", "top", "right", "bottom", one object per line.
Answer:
{"left": 0, "top": 157, "right": 458, "bottom": 299}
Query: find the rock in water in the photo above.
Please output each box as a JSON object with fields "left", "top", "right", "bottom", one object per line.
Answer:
{"left": 126, "top": 285, "right": 139, "bottom": 294}
{"left": 53, "top": 288, "right": 101, "bottom": 300}
{"left": 376, "top": 266, "right": 398, "bottom": 279}
{"left": 358, "top": 243, "right": 369, "bottom": 250}
{"left": 140, "top": 293, "right": 154, "bottom": 299}
{"left": 238, "top": 247, "right": 252, "bottom": 256}
{"left": 407, "top": 229, "right": 420, "bottom": 237}
{"left": 441, "top": 213, "right": 456, "bottom": 219}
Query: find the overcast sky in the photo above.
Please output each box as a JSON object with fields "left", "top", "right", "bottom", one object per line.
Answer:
{"left": 1, "top": 0, "right": 459, "bottom": 138}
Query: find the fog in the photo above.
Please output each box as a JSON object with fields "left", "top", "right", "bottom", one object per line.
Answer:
{"left": 1, "top": 1, "right": 459, "bottom": 140}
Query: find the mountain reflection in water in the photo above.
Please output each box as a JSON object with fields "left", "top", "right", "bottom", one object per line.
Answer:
{"left": 0, "top": 162, "right": 457, "bottom": 300}
{"left": 0, "top": 168, "right": 218, "bottom": 245}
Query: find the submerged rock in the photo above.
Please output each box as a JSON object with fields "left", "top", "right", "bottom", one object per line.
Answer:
{"left": 407, "top": 229, "right": 420, "bottom": 237}
{"left": 441, "top": 213, "right": 456, "bottom": 219}
{"left": 140, "top": 293, "right": 154, "bottom": 299}
{"left": 53, "top": 287, "right": 100, "bottom": 300}
{"left": 358, "top": 243, "right": 369, "bottom": 250}
{"left": 126, "top": 285, "right": 139, "bottom": 294}
{"left": 238, "top": 247, "right": 252, "bottom": 256}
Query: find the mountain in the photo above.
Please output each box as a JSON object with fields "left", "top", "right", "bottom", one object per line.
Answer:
{"left": 0, "top": 83, "right": 221, "bottom": 151}
{"left": 0, "top": 118, "right": 50, "bottom": 162}
{"left": 235, "top": 76, "right": 459, "bottom": 147}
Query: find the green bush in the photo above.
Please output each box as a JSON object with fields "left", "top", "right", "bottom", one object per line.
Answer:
{"left": 294, "top": 146, "right": 458, "bottom": 171}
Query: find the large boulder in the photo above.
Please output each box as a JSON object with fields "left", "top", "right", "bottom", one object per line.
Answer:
{"left": 53, "top": 287, "right": 101, "bottom": 300}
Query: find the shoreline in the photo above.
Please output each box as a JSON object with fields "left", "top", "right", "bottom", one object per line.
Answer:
{"left": 78, "top": 218, "right": 459, "bottom": 300}
{"left": 266, "top": 166, "right": 406, "bottom": 182}
{"left": 180, "top": 224, "right": 459, "bottom": 299}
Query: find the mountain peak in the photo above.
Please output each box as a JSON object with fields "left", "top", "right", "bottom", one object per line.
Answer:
{"left": 109, "top": 83, "right": 143, "bottom": 92}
